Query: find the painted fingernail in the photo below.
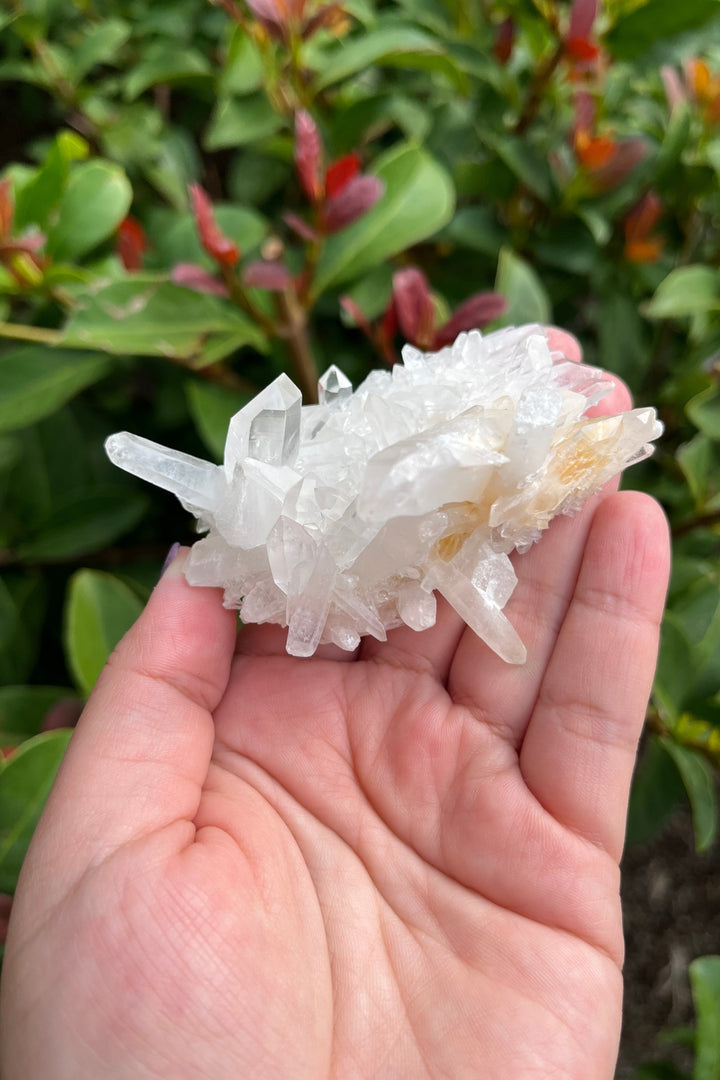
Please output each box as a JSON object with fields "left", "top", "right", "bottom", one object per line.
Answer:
{"left": 159, "top": 541, "right": 181, "bottom": 580}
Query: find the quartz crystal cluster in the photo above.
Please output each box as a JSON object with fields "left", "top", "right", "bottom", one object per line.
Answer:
{"left": 106, "top": 326, "right": 662, "bottom": 663}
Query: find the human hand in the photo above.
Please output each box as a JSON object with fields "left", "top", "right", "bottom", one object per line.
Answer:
{"left": 0, "top": 337, "right": 670, "bottom": 1080}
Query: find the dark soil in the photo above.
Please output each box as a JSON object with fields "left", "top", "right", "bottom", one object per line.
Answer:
{"left": 617, "top": 805, "right": 720, "bottom": 1078}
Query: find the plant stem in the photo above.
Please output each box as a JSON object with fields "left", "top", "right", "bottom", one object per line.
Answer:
{"left": 514, "top": 38, "right": 566, "bottom": 136}
{"left": 275, "top": 288, "right": 318, "bottom": 403}
{"left": 220, "top": 266, "right": 277, "bottom": 336}
{"left": 672, "top": 509, "right": 720, "bottom": 538}
{"left": 0, "top": 322, "right": 62, "bottom": 345}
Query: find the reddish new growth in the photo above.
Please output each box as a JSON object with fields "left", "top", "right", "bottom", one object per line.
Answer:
{"left": 662, "top": 58, "right": 720, "bottom": 125}
{"left": 342, "top": 267, "right": 506, "bottom": 366}
{"left": 624, "top": 192, "right": 664, "bottom": 264}
{"left": 190, "top": 184, "right": 240, "bottom": 267}
{"left": 291, "top": 111, "right": 384, "bottom": 238}
{"left": 116, "top": 216, "right": 147, "bottom": 271}
{"left": 243, "top": 0, "right": 347, "bottom": 44}
{"left": 571, "top": 92, "right": 646, "bottom": 190}
{"left": 564, "top": 0, "right": 599, "bottom": 65}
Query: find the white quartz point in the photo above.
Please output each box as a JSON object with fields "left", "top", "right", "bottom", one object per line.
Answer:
{"left": 104, "top": 432, "right": 223, "bottom": 511}
{"left": 358, "top": 410, "right": 509, "bottom": 520}
{"left": 224, "top": 372, "right": 301, "bottom": 471}
{"left": 318, "top": 364, "right": 352, "bottom": 406}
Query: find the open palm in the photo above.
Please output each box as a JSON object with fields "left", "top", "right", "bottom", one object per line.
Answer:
{"left": 0, "top": 380, "right": 669, "bottom": 1080}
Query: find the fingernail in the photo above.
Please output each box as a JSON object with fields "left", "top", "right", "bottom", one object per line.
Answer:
{"left": 159, "top": 542, "right": 181, "bottom": 580}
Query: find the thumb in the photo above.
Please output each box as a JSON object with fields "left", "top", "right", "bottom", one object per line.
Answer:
{"left": 20, "top": 548, "right": 238, "bottom": 899}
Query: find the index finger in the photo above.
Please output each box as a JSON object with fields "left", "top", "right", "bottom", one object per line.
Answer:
{"left": 16, "top": 551, "right": 238, "bottom": 904}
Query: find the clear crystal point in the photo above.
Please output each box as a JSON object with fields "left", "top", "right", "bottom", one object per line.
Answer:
{"left": 318, "top": 364, "right": 352, "bottom": 406}
{"left": 105, "top": 325, "right": 663, "bottom": 661}
{"left": 105, "top": 432, "right": 224, "bottom": 511}
{"left": 225, "top": 372, "right": 301, "bottom": 470}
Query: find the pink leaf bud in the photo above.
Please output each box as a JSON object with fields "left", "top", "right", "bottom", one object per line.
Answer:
{"left": 189, "top": 184, "right": 240, "bottom": 267}
{"left": 392, "top": 267, "right": 435, "bottom": 349}
{"left": 171, "top": 262, "right": 230, "bottom": 296}
{"left": 295, "top": 110, "right": 324, "bottom": 203}
{"left": 433, "top": 292, "right": 508, "bottom": 348}
{"left": 322, "top": 175, "right": 384, "bottom": 233}
{"left": 242, "top": 260, "right": 293, "bottom": 290}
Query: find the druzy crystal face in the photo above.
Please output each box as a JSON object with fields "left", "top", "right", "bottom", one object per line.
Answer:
{"left": 106, "top": 326, "right": 662, "bottom": 662}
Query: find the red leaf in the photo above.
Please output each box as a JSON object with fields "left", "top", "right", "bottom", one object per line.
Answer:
{"left": 189, "top": 184, "right": 240, "bottom": 267}
{"left": 242, "top": 260, "right": 293, "bottom": 290}
{"left": 392, "top": 267, "right": 435, "bottom": 349}
{"left": 116, "top": 215, "right": 147, "bottom": 271}
{"left": 283, "top": 211, "right": 319, "bottom": 242}
{"left": 171, "top": 262, "right": 230, "bottom": 296}
{"left": 591, "top": 137, "right": 647, "bottom": 190}
{"left": 624, "top": 191, "right": 663, "bottom": 262}
{"left": 245, "top": 0, "right": 286, "bottom": 38}
{"left": 340, "top": 295, "right": 374, "bottom": 338}
{"left": 325, "top": 153, "right": 361, "bottom": 199}
{"left": 572, "top": 91, "right": 596, "bottom": 138}
{"left": 432, "top": 292, "right": 508, "bottom": 348}
{"left": 565, "top": 36, "right": 599, "bottom": 62}
{"left": 0, "top": 178, "right": 14, "bottom": 240}
{"left": 492, "top": 17, "right": 515, "bottom": 64}
{"left": 624, "top": 191, "right": 662, "bottom": 239}
{"left": 322, "top": 175, "right": 383, "bottom": 233}
{"left": 575, "top": 131, "right": 617, "bottom": 170}
{"left": 301, "top": 2, "right": 347, "bottom": 40}
{"left": 567, "top": 0, "right": 597, "bottom": 43}
{"left": 295, "top": 110, "right": 324, "bottom": 203}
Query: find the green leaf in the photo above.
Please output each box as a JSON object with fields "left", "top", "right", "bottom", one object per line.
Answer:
{"left": 16, "top": 487, "right": 148, "bottom": 561}
{"left": 60, "top": 277, "right": 266, "bottom": 364}
{"left": 340, "top": 263, "right": 394, "bottom": 323}
{"left": 690, "top": 955, "right": 720, "bottom": 1080}
{"left": 687, "top": 385, "right": 720, "bottom": 441}
{"left": 313, "top": 145, "right": 455, "bottom": 295}
{"left": 495, "top": 247, "right": 551, "bottom": 326}
{"left": 45, "top": 161, "right": 133, "bottom": 263}
{"left": 227, "top": 151, "right": 290, "bottom": 207}
{"left": 0, "top": 572, "right": 46, "bottom": 684}
{"left": 626, "top": 734, "right": 685, "bottom": 846}
{"left": 64, "top": 570, "right": 144, "bottom": 695}
{"left": 660, "top": 737, "right": 717, "bottom": 853}
{"left": 597, "top": 293, "right": 651, "bottom": 394}
{"left": 123, "top": 44, "right": 211, "bottom": 101}
{"left": 219, "top": 28, "right": 263, "bottom": 96}
{"left": 0, "top": 730, "right": 72, "bottom": 894}
{"left": 313, "top": 25, "right": 467, "bottom": 92}
{"left": 607, "top": 0, "right": 720, "bottom": 59}
{"left": 0, "top": 686, "right": 73, "bottom": 738}
{"left": 73, "top": 18, "right": 131, "bottom": 80}
{"left": 441, "top": 206, "right": 505, "bottom": 257}
{"left": 677, "top": 434, "right": 720, "bottom": 511}
{"left": 643, "top": 266, "right": 720, "bottom": 320}
{"left": 478, "top": 130, "right": 552, "bottom": 203}
{"left": 144, "top": 127, "right": 201, "bottom": 211}
{"left": 0, "top": 346, "right": 111, "bottom": 434}
{"left": 186, "top": 380, "right": 253, "bottom": 462}
{"left": 13, "top": 130, "right": 88, "bottom": 232}
{"left": 632, "top": 1065, "right": 690, "bottom": 1080}
{"left": 204, "top": 95, "right": 283, "bottom": 152}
